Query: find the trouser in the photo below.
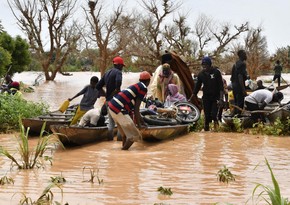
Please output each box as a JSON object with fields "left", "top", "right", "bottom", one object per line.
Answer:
{"left": 273, "top": 74, "right": 281, "bottom": 87}
{"left": 233, "top": 90, "right": 245, "bottom": 115}
{"left": 108, "top": 109, "right": 142, "bottom": 142}
{"left": 245, "top": 101, "right": 265, "bottom": 122}
{"left": 70, "top": 106, "right": 87, "bottom": 125}
{"left": 106, "top": 103, "right": 115, "bottom": 140}
{"left": 202, "top": 98, "right": 218, "bottom": 128}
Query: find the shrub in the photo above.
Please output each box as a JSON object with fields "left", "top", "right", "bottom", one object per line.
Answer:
{"left": 0, "top": 95, "right": 49, "bottom": 132}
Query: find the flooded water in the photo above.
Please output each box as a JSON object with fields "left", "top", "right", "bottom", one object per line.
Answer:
{"left": 1, "top": 72, "right": 290, "bottom": 204}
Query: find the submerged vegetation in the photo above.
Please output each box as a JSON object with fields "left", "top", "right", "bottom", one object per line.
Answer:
{"left": 0, "top": 95, "right": 48, "bottom": 132}
{"left": 157, "top": 186, "right": 173, "bottom": 196}
{"left": 0, "top": 121, "right": 62, "bottom": 169}
{"left": 217, "top": 165, "right": 236, "bottom": 184}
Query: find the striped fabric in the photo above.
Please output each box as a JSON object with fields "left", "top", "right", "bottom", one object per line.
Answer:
{"left": 108, "top": 82, "right": 147, "bottom": 114}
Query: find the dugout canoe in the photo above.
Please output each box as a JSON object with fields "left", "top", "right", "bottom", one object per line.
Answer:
{"left": 140, "top": 124, "right": 189, "bottom": 141}
{"left": 50, "top": 125, "right": 112, "bottom": 146}
{"left": 50, "top": 123, "right": 189, "bottom": 146}
{"left": 22, "top": 105, "right": 77, "bottom": 135}
{"left": 267, "top": 104, "right": 290, "bottom": 123}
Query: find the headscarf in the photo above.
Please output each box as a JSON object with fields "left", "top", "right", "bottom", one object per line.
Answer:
{"left": 166, "top": 84, "right": 186, "bottom": 102}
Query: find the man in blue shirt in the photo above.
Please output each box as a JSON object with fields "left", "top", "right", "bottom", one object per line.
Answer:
{"left": 96, "top": 56, "right": 124, "bottom": 140}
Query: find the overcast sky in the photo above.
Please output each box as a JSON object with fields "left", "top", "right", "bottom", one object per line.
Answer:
{"left": 1, "top": 0, "right": 289, "bottom": 55}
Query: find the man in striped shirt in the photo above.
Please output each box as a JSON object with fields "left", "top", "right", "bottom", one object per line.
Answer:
{"left": 108, "top": 71, "right": 151, "bottom": 150}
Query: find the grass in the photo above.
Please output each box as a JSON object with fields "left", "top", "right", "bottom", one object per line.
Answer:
{"left": 0, "top": 120, "right": 63, "bottom": 169}
{"left": 251, "top": 158, "right": 290, "bottom": 205}
{"left": 16, "top": 182, "right": 66, "bottom": 205}
{"left": 157, "top": 186, "right": 173, "bottom": 196}
{"left": 82, "top": 167, "right": 103, "bottom": 184}
{"left": 0, "top": 175, "right": 14, "bottom": 185}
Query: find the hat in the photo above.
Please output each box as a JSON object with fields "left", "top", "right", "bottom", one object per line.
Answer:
{"left": 201, "top": 56, "right": 212, "bottom": 65}
{"left": 161, "top": 53, "right": 172, "bottom": 64}
{"left": 10, "top": 81, "right": 20, "bottom": 88}
{"left": 139, "top": 71, "right": 151, "bottom": 80}
{"left": 113, "top": 56, "right": 125, "bottom": 66}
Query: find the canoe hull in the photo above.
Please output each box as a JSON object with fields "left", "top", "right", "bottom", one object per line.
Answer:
{"left": 50, "top": 124, "right": 189, "bottom": 146}
{"left": 22, "top": 118, "right": 71, "bottom": 135}
{"left": 140, "top": 124, "right": 189, "bottom": 141}
{"left": 267, "top": 107, "right": 290, "bottom": 123}
{"left": 222, "top": 114, "right": 254, "bottom": 128}
{"left": 50, "top": 125, "right": 110, "bottom": 146}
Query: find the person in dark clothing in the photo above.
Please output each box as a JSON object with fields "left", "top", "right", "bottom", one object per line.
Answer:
{"left": 230, "top": 49, "right": 248, "bottom": 115}
{"left": 68, "top": 76, "right": 100, "bottom": 125}
{"left": 256, "top": 80, "right": 266, "bottom": 90}
{"left": 96, "top": 56, "right": 124, "bottom": 140}
{"left": 272, "top": 60, "right": 282, "bottom": 87}
{"left": 193, "top": 57, "right": 224, "bottom": 131}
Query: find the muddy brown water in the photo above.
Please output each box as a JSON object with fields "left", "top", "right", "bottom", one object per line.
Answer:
{"left": 1, "top": 72, "right": 290, "bottom": 204}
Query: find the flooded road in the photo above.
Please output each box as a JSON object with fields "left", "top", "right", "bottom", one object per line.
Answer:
{"left": 0, "top": 72, "right": 290, "bottom": 204}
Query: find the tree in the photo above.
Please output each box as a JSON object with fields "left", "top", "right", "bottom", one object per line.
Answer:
{"left": 8, "top": 0, "right": 80, "bottom": 81}
{"left": 84, "top": 0, "right": 131, "bottom": 76}
{"left": 0, "top": 47, "right": 11, "bottom": 76}
{"left": 244, "top": 27, "right": 269, "bottom": 79}
{"left": 0, "top": 32, "right": 31, "bottom": 75}
{"left": 0, "top": 20, "right": 4, "bottom": 33}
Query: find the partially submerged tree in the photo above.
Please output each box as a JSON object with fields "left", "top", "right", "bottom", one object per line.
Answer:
{"left": 8, "top": 0, "right": 80, "bottom": 81}
{"left": 244, "top": 27, "right": 269, "bottom": 78}
{"left": 84, "top": 0, "right": 130, "bottom": 75}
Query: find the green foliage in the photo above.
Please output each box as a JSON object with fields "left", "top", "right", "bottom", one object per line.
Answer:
{"left": 0, "top": 95, "right": 48, "bottom": 132}
{"left": 0, "top": 121, "right": 63, "bottom": 169}
{"left": 82, "top": 167, "right": 103, "bottom": 185}
{"left": 157, "top": 186, "right": 173, "bottom": 196}
{"left": 0, "top": 175, "right": 14, "bottom": 185}
{"left": 50, "top": 174, "right": 66, "bottom": 184}
{"left": 17, "top": 182, "right": 65, "bottom": 205}
{"left": 11, "top": 36, "right": 31, "bottom": 73}
{"left": 0, "top": 46, "right": 11, "bottom": 76}
{"left": 217, "top": 165, "right": 236, "bottom": 184}
{"left": 251, "top": 158, "right": 290, "bottom": 205}
{"left": 0, "top": 32, "right": 31, "bottom": 75}
{"left": 252, "top": 118, "right": 290, "bottom": 136}
{"left": 189, "top": 115, "right": 204, "bottom": 132}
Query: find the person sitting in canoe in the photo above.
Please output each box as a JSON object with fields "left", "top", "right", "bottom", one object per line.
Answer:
{"left": 78, "top": 104, "right": 107, "bottom": 127}
{"left": 244, "top": 90, "right": 284, "bottom": 122}
{"left": 164, "top": 83, "right": 187, "bottom": 107}
{"left": 68, "top": 76, "right": 101, "bottom": 125}
{"left": 108, "top": 71, "right": 151, "bottom": 150}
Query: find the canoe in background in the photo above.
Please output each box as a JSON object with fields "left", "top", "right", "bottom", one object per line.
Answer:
{"left": 22, "top": 105, "right": 77, "bottom": 135}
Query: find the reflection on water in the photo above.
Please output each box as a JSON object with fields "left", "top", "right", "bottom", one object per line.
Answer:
{"left": 0, "top": 72, "right": 289, "bottom": 204}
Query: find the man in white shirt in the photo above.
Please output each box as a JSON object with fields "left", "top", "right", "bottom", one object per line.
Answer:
{"left": 244, "top": 89, "right": 283, "bottom": 122}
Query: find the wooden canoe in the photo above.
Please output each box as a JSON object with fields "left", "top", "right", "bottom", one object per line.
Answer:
{"left": 50, "top": 125, "right": 111, "bottom": 146}
{"left": 267, "top": 106, "right": 290, "bottom": 123}
{"left": 140, "top": 124, "right": 189, "bottom": 141}
{"left": 22, "top": 105, "right": 77, "bottom": 135}
{"left": 222, "top": 113, "right": 254, "bottom": 128}
{"left": 50, "top": 123, "right": 189, "bottom": 146}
